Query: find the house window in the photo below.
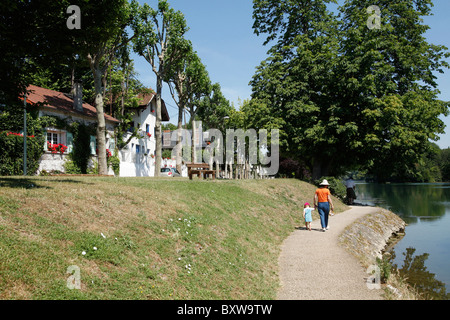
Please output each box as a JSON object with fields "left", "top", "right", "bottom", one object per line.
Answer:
{"left": 46, "top": 129, "right": 69, "bottom": 153}
{"left": 136, "top": 145, "right": 140, "bottom": 153}
{"left": 47, "top": 132, "right": 59, "bottom": 145}
{"left": 146, "top": 124, "right": 150, "bottom": 134}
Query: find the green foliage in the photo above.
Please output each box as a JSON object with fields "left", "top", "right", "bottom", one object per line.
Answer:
{"left": 439, "top": 148, "right": 450, "bottom": 182}
{"left": 376, "top": 256, "right": 392, "bottom": 284}
{"left": 108, "top": 154, "right": 121, "bottom": 176}
{"left": 0, "top": 102, "right": 55, "bottom": 176}
{"left": 70, "top": 122, "right": 94, "bottom": 174}
{"left": 0, "top": 131, "right": 45, "bottom": 176}
{"left": 0, "top": 0, "right": 76, "bottom": 106}
{"left": 250, "top": 0, "right": 450, "bottom": 180}
{"left": 162, "top": 149, "right": 172, "bottom": 159}
{"left": 63, "top": 159, "right": 82, "bottom": 174}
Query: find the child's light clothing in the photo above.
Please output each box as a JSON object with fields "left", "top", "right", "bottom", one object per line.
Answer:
{"left": 303, "top": 207, "right": 313, "bottom": 222}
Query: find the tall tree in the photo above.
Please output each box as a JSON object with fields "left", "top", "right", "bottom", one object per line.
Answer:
{"left": 338, "top": 0, "right": 449, "bottom": 181}
{"left": 197, "top": 83, "right": 233, "bottom": 132}
{"left": 0, "top": 0, "right": 76, "bottom": 105}
{"left": 165, "top": 39, "right": 196, "bottom": 171}
{"left": 131, "top": 0, "right": 189, "bottom": 175}
{"left": 73, "top": 0, "right": 136, "bottom": 175}
{"left": 165, "top": 43, "right": 212, "bottom": 167}
{"left": 250, "top": 0, "right": 449, "bottom": 180}
{"left": 251, "top": 0, "right": 341, "bottom": 179}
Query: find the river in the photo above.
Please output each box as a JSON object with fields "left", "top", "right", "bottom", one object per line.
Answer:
{"left": 355, "top": 182, "right": 450, "bottom": 299}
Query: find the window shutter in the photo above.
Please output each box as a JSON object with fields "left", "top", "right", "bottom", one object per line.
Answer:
{"left": 90, "top": 135, "right": 96, "bottom": 155}
{"left": 109, "top": 138, "right": 115, "bottom": 152}
{"left": 66, "top": 132, "right": 73, "bottom": 153}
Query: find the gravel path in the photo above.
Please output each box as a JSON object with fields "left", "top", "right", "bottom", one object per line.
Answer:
{"left": 277, "top": 206, "right": 384, "bottom": 300}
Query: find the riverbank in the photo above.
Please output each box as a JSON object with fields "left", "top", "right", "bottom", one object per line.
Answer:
{"left": 277, "top": 206, "right": 411, "bottom": 300}
{"left": 0, "top": 176, "right": 347, "bottom": 299}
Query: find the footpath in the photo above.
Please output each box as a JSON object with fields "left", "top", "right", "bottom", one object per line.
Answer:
{"left": 277, "top": 206, "right": 384, "bottom": 300}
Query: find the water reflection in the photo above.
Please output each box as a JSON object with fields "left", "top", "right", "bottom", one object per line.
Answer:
{"left": 356, "top": 183, "right": 450, "bottom": 224}
{"left": 356, "top": 182, "right": 450, "bottom": 298}
{"left": 388, "top": 247, "right": 449, "bottom": 300}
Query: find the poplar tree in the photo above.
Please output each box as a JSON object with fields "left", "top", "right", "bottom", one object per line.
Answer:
{"left": 164, "top": 41, "right": 212, "bottom": 170}
{"left": 131, "top": 0, "right": 189, "bottom": 175}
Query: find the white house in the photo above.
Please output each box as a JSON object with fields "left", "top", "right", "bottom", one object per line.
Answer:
{"left": 26, "top": 84, "right": 179, "bottom": 177}
{"left": 119, "top": 90, "right": 175, "bottom": 177}
{"left": 26, "top": 83, "right": 119, "bottom": 175}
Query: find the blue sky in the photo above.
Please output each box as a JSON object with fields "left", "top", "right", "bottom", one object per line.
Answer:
{"left": 131, "top": 0, "right": 450, "bottom": 148}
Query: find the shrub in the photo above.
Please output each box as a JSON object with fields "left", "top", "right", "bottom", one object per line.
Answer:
{"left": 0, "top": 131, "right": 45, "bottom": 175}
{"left": 70, "top": 122, "right": 92, "bottom": 174}
{"left": 376, "top": 256, "right": 392, "bottom": 283}
{"left": 63, "top": 159, "right": 82, "bottom": 174}
{"left": 108, "top": 155, "right": 120, "bottom": 176}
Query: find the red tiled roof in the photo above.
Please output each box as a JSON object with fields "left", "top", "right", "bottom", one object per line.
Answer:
{"left": 25, "top": 85, "right": 120, "bottom": 123}
{"left": 136, "top": 90, "right": 170, "bottom": 122}
{"left": 137, "top": 90, "right": 156, "bottom": 106}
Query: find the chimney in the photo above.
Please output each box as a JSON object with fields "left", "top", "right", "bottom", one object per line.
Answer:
{"left": 73, "top": 80, "right": 83, "bottom": 112}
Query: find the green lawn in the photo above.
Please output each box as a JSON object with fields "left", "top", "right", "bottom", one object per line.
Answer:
{"left": 0, "top": 176, "right": 347, "bottom": 299}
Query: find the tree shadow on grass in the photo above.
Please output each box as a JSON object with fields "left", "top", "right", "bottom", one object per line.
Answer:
{"left": 0, "top": 177, "right": 93, "bottom": 189}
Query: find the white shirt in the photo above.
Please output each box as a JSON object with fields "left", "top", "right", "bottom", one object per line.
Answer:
{"left": 345, "top": 179, "right": 356, "bottom": 188}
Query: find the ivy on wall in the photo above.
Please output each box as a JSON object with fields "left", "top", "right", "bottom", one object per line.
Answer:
{"left": 70, "top": 121, "right": 95, "bottom": 174}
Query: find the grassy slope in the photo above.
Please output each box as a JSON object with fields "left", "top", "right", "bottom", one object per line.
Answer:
{"left": 0, "top": 176, "right": 347, "bottom": 300}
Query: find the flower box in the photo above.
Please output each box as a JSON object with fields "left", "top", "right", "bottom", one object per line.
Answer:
{"left": 47, "top": 142, "right": 68, "bottom": 154}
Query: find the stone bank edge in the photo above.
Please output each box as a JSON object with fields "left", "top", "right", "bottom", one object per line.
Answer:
{"left": 338, "top": 208, "right": 409, "bottom": 298}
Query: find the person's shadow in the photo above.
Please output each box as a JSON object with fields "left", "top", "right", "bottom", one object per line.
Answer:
{"left": 294, "top": 226, "right": 325, "bottom": 232}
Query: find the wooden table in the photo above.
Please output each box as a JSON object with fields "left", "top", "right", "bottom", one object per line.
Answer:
{"left": 186, "top": 163, "right": 216, "bottom": 180}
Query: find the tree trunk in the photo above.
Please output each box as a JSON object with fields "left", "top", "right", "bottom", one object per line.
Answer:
{"left": 215, "top": 138, "right": 221, "bottom": 178}
{"left": 191, "top": 118, "right": 197, "bottom": 163}
{"left": 92, "top": 66, "right": 108, "bottom": 175}
{"left": 70, "top": 65, "right": 75, "bottom": 96}
{"left": 176, "top": 106, "right": 183, "bottom": 173}
{"left": 154, "top": 76, "right": 163, "bottom": 177}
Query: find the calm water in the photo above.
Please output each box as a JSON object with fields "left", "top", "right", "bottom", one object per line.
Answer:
{"left": 355, "top": 182, "right": 450, "bottom": 299}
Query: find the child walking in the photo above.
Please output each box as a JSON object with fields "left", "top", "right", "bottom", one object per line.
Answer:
{"left": 303, "top": 202, "right": 314, "bottom": 231}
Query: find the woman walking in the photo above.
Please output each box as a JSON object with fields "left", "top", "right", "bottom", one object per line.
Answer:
{"left": 314, "top": 179, "right": 335, "bottom": 232}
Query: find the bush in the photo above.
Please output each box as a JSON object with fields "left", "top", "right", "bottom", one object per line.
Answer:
{"left": 70, "top": 122, "right": 92, "bottom": 174}
{"left": 0, "top": 131, "right": 45, "bottom": 175}
{"left": 376, "top": 257, "right": 392, "bottom": 283}
{"left": 108, "top": 155, "right": 120, "bottom": 176}
{"left": 63, "top": 159, "right": 82, "bottom": 174}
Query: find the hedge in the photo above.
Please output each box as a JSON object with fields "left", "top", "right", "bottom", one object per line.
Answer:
{"left": 0, "top": 131, "right": 45, "bottom": 175}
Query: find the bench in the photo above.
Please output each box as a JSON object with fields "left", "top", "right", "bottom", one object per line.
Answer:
{"left": 186, "top": 163, "right": 216, "bottom": 180}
